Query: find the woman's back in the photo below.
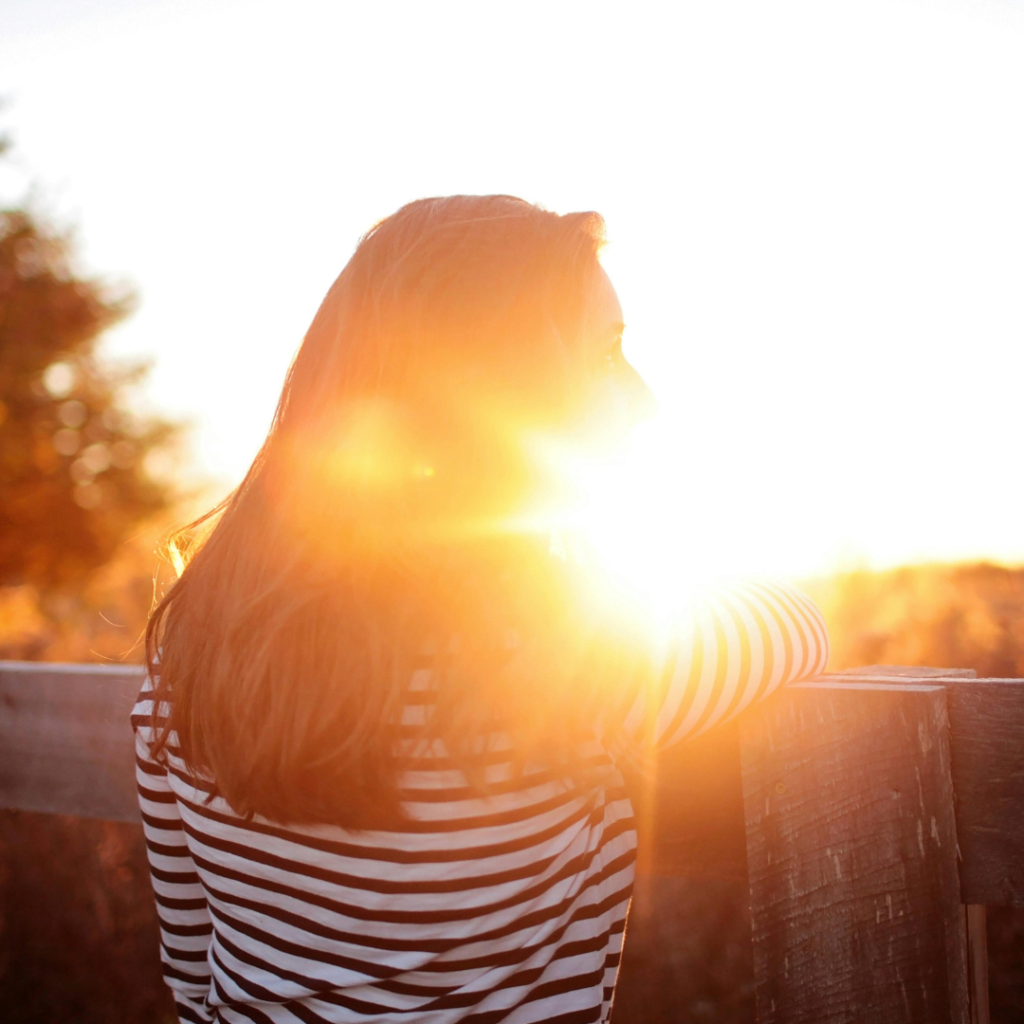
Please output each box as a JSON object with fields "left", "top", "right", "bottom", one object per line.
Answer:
{"left": 135, "top": 667, "right": 636, "bottom": 1024}
{"left": 137, "top": 579, "right": 827, "bottom": 1024}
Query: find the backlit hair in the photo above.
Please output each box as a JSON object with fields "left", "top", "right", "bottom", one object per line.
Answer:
{"left": 146, "top": 195, "right": 648, "bottom": 827}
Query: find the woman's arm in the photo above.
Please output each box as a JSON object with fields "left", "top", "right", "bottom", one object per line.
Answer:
{"left": 614, "top": 579, "right": 829, "bottom": 752}
{"left": 134, "top": 694, "right": 214, "bottom": 1024}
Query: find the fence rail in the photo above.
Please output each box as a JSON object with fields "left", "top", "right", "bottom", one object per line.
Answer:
{"left": 3, "top": 660, "right": 1023, "bottom": 1024}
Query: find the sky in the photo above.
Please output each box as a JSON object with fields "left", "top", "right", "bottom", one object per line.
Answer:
{"left": 2, "top": 0, "right": 1024, "bottom": 583}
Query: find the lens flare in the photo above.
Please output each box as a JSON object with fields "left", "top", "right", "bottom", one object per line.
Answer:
{"left": 518, "top": 419, "right": 726, "bottom": 629}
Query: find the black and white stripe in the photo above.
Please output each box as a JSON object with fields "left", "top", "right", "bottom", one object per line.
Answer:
{"left": 134, "top": 580, "right": 828, "bottom": 1024}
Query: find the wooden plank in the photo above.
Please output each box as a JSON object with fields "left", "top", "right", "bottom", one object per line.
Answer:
{"left": 825, "top": 672, "right": 1024, "bottom": 906}
{"left": 741, "top": 681, "right": 968, "bottom": 1024}
{"left": 943, "top": 680, "right": 1024, "bottom": 906}
{"left": 0, "top": 661, "right": 143, "bottom": 823}
{"left": 837, "top": 666, "right": 977, "bottom": 679}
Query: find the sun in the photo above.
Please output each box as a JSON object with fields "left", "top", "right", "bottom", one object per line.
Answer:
{"left": 521, "top": 418, "right": 725, "bottom": 626}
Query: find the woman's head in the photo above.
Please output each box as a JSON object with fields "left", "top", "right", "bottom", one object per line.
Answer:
{"left": 147, "top": 196, "right": 654, "bottom": 827}
{"left": 268, "top": 195, "right": 651, "bottom": 547}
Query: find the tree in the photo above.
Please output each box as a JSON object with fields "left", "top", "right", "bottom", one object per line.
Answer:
{"left": 0, "top": 176, "right": 178, "bottom": 592}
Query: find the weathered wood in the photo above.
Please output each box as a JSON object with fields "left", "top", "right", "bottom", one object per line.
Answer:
{"left": 741, "top": 681, "right": 968, "bottom": 1024}
{"left": 622, "top": 670, "right": 976, "bottom": 880}
{"left": 3, "top": 661, "right": 1024, "bottom": 908}
{"left": 838, "top": 666, "right": 977, "bottom": 679}
{"left": 0, "top": 661, "right": 143, "bottom": 822}
{"left": 826, "top": 671, "right": 1024, "bottom": 906}
{"left": 945, "top": 680, "right": 1024, "bottom": 906}
{"left": 965, "top": 905, "right": 990, "bottom": 1024}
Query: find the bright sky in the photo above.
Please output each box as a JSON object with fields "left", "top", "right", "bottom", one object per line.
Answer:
{"left": 2, "top": 0, "right": 1023, "bottom": 584}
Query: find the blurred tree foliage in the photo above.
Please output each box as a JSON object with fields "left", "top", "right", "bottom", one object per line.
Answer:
{"left": 0, "top": 208, "right": 175, "bottom": 589}
{"left": 0, "top": 137, "right": 182, "bottom": 660}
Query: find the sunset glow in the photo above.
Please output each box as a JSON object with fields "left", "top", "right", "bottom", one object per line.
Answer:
{"left": 525, "top": 416, "right": 812, "bottom": 622}
{"left": 3, "top": 0, "right": 1024, "bottom": 579}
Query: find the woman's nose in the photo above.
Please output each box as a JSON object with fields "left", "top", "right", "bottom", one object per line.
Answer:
{"left": 621, "top": 362, "right": 657, "bottom": 424}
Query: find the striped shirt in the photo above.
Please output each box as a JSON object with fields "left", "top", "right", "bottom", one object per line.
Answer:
{"left": 133, "top": 579, "right": 829, "bottom": 1024}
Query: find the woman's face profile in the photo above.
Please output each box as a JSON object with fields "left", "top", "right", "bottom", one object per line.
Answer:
{"left": 580, "top": 266, "right": 655, "bottom": 442}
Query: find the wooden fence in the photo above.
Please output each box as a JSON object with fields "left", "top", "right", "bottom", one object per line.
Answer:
{"left": 2, "top": 660, "right": 1022, "bottom": 1024}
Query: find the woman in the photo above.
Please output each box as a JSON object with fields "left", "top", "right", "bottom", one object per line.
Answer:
{"left": 135, "top": 195, "right": 828, "bottom": 1024}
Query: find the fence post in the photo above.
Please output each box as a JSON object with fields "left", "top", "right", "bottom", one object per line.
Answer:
{"left": 740, "top": 682, "right": 969, "bottom": 1024}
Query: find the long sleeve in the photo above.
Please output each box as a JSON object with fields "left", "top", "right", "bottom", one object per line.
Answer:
{"left": 134, "top": 703, "right": 214, "bottom": 1024}
{"left": 614, "top": 578, "right": 829, "bottom": 752}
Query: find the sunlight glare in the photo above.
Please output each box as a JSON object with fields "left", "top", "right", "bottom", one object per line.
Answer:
{"left": 524, "top": 420, "right": 718, "bottom": 624}
{"left": 529, "top": 412, "right": 838, "bottom": 622}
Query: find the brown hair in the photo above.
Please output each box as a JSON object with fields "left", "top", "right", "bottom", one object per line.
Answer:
{"left": 146, "top": 195, "right": 650, "bottom": 827}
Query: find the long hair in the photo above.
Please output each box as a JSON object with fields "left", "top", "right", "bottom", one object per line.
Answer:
{"left": 146, "top": 196, "right": 652, "bottom": 827}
